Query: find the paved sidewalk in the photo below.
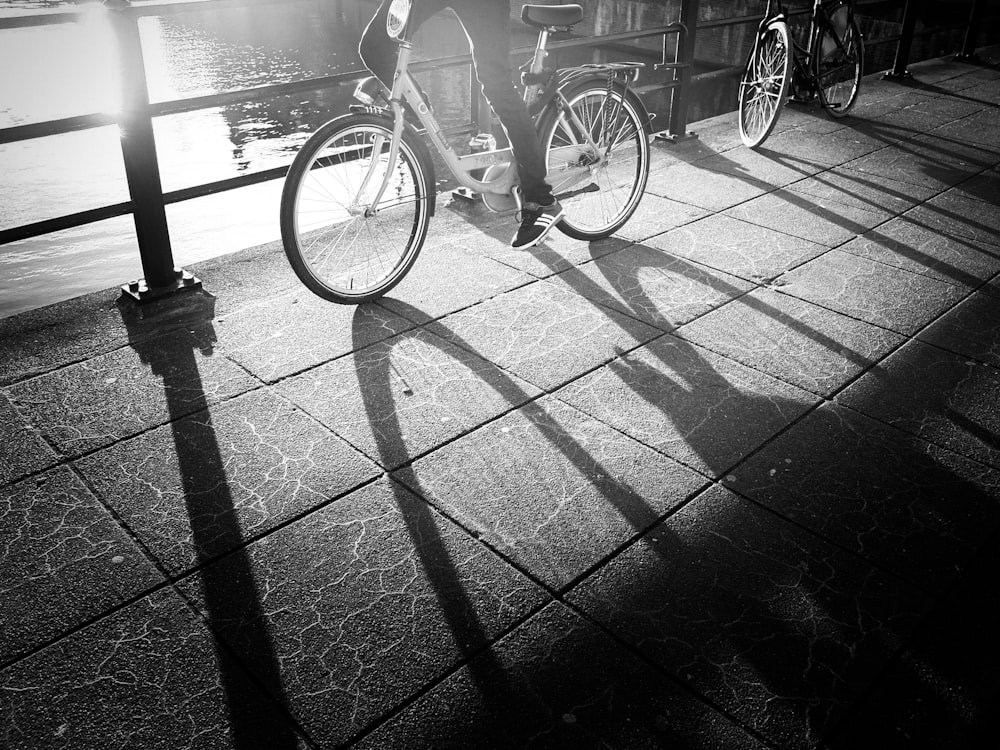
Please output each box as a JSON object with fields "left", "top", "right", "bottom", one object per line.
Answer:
{"left": 3, "top": 49, "right": 1000, "bottom": 750}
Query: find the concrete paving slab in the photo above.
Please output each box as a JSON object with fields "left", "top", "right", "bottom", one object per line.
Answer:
{"left": 354, "top": 601, "right": 770, "bottom": 750}
{"left": 0, "top": 588, "right": 310, "bottom": 750}
{"left": 645, "top": 160, "right": 774, "bottom": 212}
{"left": 673, "top": 287, "right": 906, "bottom": 396}
{"left": 908, "top": 126, "right": 1000, "bottom": 170}
{"left": 838, "top": 216, "right": 1000, "bottom": 290}
{"left": 643, "top": 214, "right": 828, "bottom": 282}
{"left": 3, "top": 326, "right": 260, "bottom": 458}
{"left": 837, "top": 338, "right": 1000, "bottom": 468}
{"left": 869, "top": 102, "right": 973, "bottom": 134}
{"left": 276, "top": 326, "right": 543, "bottom": 470}
{"left": 176, "top": 477, "right": 548, "bottom": 749}
{"left": 778, "top": 248, "right": 970, "bottom": 335}
{"left": 838, "top": 140, "right": 986, "bottom": 192}
{"left": 724, "top": 188, "right": 890, "bottom": 247}
{"left": 752, "top": 127, "right": 885, "bottom": 167}
{"left": 567, "top": 483, "right": 931, "bottom": 750}
{"left": 611, "top": 192, "right": 711, "bottom": 243}
{"left": 186, "top": 238, "right": 301, "bottom": 319}
{"left": 555, "top": 335, "right": 818, "bottom": 478}
{"left": 396, "top": 397, "right": 707, "bottom": 591}
{"left": 371, "top": 240, "right": 535, "bottom": 324}
{"left": 728, "top": 402, "right": 1000, "bottom": 593}
{"left": 75, "top": 388, "right": 379, "bottom": 576}
{"left": 473, "top": 230, "right": 630, "bottom": 281}
{"left": 951, "top": 167, "right": 1000, "bottom": 203}
{"left": 676, "top": 110, "right": 749, "bottom": 153}
{"left": 694, "top": 146, "right": 828, "bottom": 187}
{"left": 960, "top": 80, "right": 1000, "bottom": 106}
{"left": 904, "top": 91, "right": 992, "bottom": 120}
{"left": 215, "top": 292, "right": 415, "bottom": 383}
{"left": 539, "top": 243, "right": 754, "bottom": 331}
{"left": 902, "top": 189, "right": 1000, "bottom": 247}
{"left": 826, "top": 534, "right": 1000, "bottom": 749}
{"left": 0, "top": 465, "right": 164, "bottom": 665}
{"left": 0, "top": 391, "right": 59, "bottom": 486}
{"left": 426, "top": 281, "right": 661, "bottom": 391}
{"left": 851, "top": 89, "right": 940, "bottom": 120}
{"left": 769, "top": 101, "right": 854, "bottom": 134}
{"left": 917, "top": 283, "right": 1000, "bottom": 368}
{"left": 0, "top": 288, "right": 202, "bottom": 387}
{"left": 788, "top": 167, "right": 940, "bottom": 217}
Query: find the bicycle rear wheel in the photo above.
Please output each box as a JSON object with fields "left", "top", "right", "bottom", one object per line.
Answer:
{"left": 280, "top": 113, "right": 434, "bottom": 304}
{"left": 815, "top": 6, "right": 863, "bottom": 118}
{"left": 738, "top": 19, "right": 792, "bottom": 148}
{"left": 539, "top": 80, "right": 650, "bottom": 241}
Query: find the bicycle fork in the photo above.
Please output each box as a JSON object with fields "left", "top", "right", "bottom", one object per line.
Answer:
{"left": 349, "top": 102, "right": 407, "bottom": 218}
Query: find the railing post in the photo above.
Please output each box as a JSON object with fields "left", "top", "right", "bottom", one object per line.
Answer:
{"left": 883, "top": 0, "right": 921, "bottom": 79}
{"left": 655, "top": 0, "right": 699, "bottom": 142}
{"left": 956, "top": 0, "right": 984, "bottom": 61}
{"left": 106, "top": 0, "right": 200, "bottom": 304}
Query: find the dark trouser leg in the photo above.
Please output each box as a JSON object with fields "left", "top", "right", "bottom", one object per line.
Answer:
{"left": 453, "top": 0, "right": 553, "bottom": 205}
{"left": 358, "top": 0, "right": 445, "bottom": 87}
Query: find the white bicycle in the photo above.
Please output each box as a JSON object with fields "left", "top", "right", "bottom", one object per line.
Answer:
{"left": 280, "top": 1, "right": 653, "bottom": 304}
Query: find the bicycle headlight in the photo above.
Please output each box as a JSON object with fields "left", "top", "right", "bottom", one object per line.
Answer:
{"left": 386, "top": 0, "right": 412, "bottom": 40}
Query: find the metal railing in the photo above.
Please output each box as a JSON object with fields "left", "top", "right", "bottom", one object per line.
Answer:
{"left": 0, "top": 0, "right": 995, "bottom": 306}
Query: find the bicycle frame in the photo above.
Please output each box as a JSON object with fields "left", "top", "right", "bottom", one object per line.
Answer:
{"left": 759, "top": 0, "right": 856, "bottom": 79}
{"left": 361, "top": 14, "right": 615, "bottom": 214}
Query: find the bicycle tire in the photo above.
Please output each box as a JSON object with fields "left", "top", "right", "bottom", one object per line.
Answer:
{"left": 738, "top": 19, "right": 793, "bottom": 148}
{"left": 280, "top": 113, "right": 435, "bottom": 304}
{"left": 538, "top": 78, "right": 651, "bottom": 241}
{"left": 815, "top": 6, "right": 863, "bottom": 118}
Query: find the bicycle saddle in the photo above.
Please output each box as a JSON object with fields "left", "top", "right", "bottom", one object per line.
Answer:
{"left": 521, "top": 3, "right": 583, "bottom": 29}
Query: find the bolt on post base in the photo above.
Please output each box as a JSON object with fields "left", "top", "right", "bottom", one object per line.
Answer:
{"left": 120, "top": 267, "right": 202, "bottom": 304}
{"left": 882, "top": 69, "right": 913, "bottom": 80}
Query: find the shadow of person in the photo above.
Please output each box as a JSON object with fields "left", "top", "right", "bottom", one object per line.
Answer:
{"left": 119, "top": 294, "right": 300, "bottom": 749}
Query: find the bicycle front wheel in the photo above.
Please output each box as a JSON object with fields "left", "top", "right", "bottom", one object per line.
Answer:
{"left": 539, "top": 80, "right": 651, "bottom": 241}
{"left": 815, "top": 6, "right": 863, "bottom": 118}
{"left": 738, "top": 19, "right": 792, "bottom": 148}
{"left": 280, "top": 113, "right": 433, "bottom": 304}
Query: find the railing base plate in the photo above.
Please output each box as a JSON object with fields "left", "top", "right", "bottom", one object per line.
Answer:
{"left": 654, "top": 130, "right": 699, "bottom": 143}
{"left": 882, "top": 69, "right": 913, "bottom": 80}
{"left": 120, "top": 268, "right": 203, "bottom": 305}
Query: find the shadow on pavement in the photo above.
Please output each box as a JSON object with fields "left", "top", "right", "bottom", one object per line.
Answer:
{"left": 120, "top": 297, "right": 302, "bottom": 750}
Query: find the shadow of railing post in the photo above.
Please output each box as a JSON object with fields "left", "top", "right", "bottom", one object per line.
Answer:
{"left": 119, "top": 296, "right": 300, "bottom": 749}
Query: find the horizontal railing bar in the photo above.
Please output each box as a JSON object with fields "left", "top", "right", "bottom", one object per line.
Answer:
{"left": 0, "top": 112, "right": 118, "bottom": 146}
{"left": 0, "top": 201, "right": 133, "bottom": 245}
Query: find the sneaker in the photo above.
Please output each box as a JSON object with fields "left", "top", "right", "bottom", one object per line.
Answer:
{"left": 511, "top": 200, "right": 564, "bottom": 249}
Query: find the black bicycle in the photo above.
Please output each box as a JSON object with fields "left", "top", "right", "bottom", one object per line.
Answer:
{"left": 738, "top": 0, "right": 864, "bottom": 148}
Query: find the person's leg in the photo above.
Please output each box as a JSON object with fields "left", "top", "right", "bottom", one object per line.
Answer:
{"left": 451, "top": 0, "right": 554, "bottom": 207}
